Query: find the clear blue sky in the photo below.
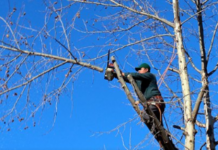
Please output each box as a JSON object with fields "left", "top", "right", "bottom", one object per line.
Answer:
{"left": 0, "top": 0, "right": 217, "bottom": 150}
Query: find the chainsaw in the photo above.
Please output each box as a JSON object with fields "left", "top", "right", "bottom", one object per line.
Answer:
{"left": 104, "top": 50, "right": 115, "bottom": 81}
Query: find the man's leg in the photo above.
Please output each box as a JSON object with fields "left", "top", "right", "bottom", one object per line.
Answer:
{"left": 147, "top": 105, "right": 164, "bottom": 148}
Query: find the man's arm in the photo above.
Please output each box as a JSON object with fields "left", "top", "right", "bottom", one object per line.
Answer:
{"left": 124, "top": 72, "right": 152, "bottom": 81}
{"left": 114, "top": 72, "right": 130, "bottom": 83}
{"left": 115, "top": 72, "right": 152, "bottom": 82}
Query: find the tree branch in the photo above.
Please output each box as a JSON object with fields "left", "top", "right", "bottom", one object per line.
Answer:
{"left": 200, "top": 142, "right": 206, "bottom": 150}
{"left": 173, "top": 125, "right": 185, "bottom": 131}
{"left": 168, "top": 68, "right": 180, "bottom": 74}
{"left": 208, "top": 62, "right": 218, "bottom": 76}
{"left": 0, "top": 17, "right": 20, "bottom": 49}
{"left": 70, "top": 0, "right": 174, "bottom": 27}
{"left": 206, "top": 22, "right": 218, "bottom": 62}
{"left": 181, "top": 7, "right": 206, "bottom": 25}
{"left": 132, "top": 0, "right": 144, "bottom": 12}
{"left": 0, "top": 61, "right": 68, "bottom": 96}
{"left": 192, "top": 84, "right": 207, "bottom": 122}
{"left": 202, "top": 0, "right": 209, "bottom": 5}
{"left": 196, "top": 120, "right": 206, "bottom": 128}
{"left": 91, "top": 34, "right": 174, "bottom": 61}
{"left": 69, "top": 0, "right": 118, "bottom": 7}
{"left": 184, "top": 50, "right": 201, "bottom": 73}
{"left": 53, "top": 7, "right": 73, "bottom": 58}
{"left": 1, "top": 85, "right": 27, "bottom": 120}
{"left": 109, "top": 0, "right": 174, "bottom": 27}
{"left": 0, "top": 45, "right": 103, "bottom": 72}
{"left": 74, "top": 18, "right": 150, "bottom": 34}
{"left": 1, "top": 54, "right": 29, "bottom": 87}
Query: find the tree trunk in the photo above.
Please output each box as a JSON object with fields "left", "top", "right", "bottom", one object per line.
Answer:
{"left": 203, "top": 85, "right": 215, "bottom": 150}
{"left": 195, "top": 0, "right": 216, "bottom": 149}
{"left": 173, "top": 0, "right": 195, "bottom": 149}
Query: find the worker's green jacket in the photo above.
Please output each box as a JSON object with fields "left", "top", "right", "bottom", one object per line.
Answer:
{"left": 123, "top": 72, "right": 161, "bottom": 100}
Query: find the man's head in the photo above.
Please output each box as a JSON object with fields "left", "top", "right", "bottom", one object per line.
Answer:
{"left": 135, "top": 63, "right": 150, "bottom": 73}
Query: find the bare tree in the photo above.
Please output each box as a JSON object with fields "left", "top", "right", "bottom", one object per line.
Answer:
{"left": 0, "top": 0, "right": 218, "bottom": 149}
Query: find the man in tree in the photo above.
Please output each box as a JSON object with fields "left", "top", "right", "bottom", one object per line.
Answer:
{"left": 107, "top": 61, "right": 177, "bottom": 149}
{"left": 114, "top": 63, "right": 165, "bottom": 124}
